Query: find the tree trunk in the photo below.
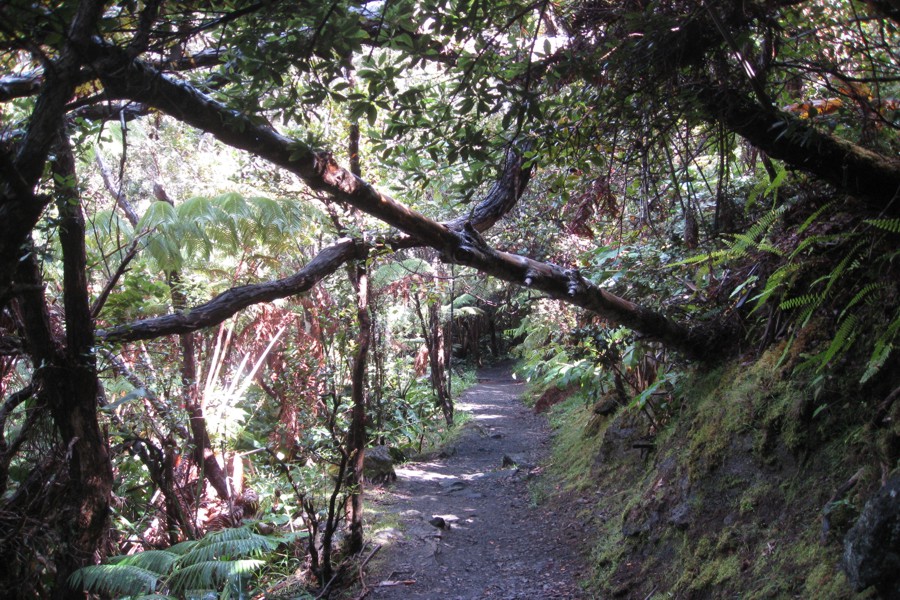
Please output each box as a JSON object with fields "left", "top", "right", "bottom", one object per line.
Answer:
{"left": 343, "top": 112, "right": 369, "bottom": 555}
{"left": 170, "top": 276, "right": 231, "bottom": 502}
{"left": 48, "top": 130, "right": 113, "bottom": 599}
{"left": 344, "top": 263, "right": 370, "bottom": 554}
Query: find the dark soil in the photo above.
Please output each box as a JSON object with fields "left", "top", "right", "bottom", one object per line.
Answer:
{"left": 354, "top": 363, "right": 589, "bottom": 600}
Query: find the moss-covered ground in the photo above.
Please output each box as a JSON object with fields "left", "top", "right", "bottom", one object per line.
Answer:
{"left": 535, "top": 346, "right": 893, "bottom": 599}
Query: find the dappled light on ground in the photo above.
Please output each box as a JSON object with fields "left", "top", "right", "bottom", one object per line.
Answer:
{"left": 360, "top": 365, "right": 587, "bottom": 599}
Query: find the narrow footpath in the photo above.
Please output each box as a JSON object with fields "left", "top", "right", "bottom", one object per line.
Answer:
{"left": 356, "top": 364, "right": 588, "bottom": 600}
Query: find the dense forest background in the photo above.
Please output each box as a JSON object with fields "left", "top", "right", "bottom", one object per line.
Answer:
{"left": 1, "top": 0, "right": 898, "bottom": 598}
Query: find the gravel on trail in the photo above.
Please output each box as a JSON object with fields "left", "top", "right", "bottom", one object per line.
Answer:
{"left": 358, "top": 363, "right": 589, "bottom": 600}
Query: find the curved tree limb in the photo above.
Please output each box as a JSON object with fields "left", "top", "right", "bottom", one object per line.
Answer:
{"left": 99, "top": 239, "right": 367, "bottom": 343}
{"left": 85, "top": 43, "right": 713, "bottom": 358}
{"left": 697, "top": 84, "right": 900, "bottom": 214}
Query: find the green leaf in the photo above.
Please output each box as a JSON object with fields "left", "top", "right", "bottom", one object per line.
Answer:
{"left": 69, "top": 564, "right": 159, "bottom": 596}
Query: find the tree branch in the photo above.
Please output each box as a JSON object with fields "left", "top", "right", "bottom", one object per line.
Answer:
{"left": 99, "top": 239, "right": 367, "bottom": 343}
{"left": 88, "top": 43, "right": 715, "bottom": 358}
{"left": 697, "top": 83, "right": 900, "bottom": 214}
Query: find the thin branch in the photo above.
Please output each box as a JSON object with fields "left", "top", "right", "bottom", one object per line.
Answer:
{"left": 90, "top": 232, "right": 145, "bottom": 318}
{"left": 99, "top": 239, "right": 367, "bottom": 343}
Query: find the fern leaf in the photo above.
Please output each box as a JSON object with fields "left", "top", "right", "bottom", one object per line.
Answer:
{"left": 69, "top": 564, "right": 159, "bottom": 596}
{"left": 779, "top": 293, "right": 821, "bottom": 311}
{"left": 816, "top": 314, "right": 859, "bottom": 369}
{"left": 372, "top": 258, "right": 434, "bottom": 287}
{"left": 865, "top": 218, "right": 900, "bottom": 234}
{"left": 840, "top": 282, "right": 883, "bottom": 319}
{"left": 138, "top": 201, "right": 178, "bottom": 230}
{"left": 451, "top": 293, "right": 480, "bottom": 309}
{"left": 176, "top": 196, "right": 217, "bottom": 223}
{"left": 176, "top": 536, "right": 275, "bottom": 564}
{"left": 166, "top": 559, "right": 264, "bottom": 593}
{"left": 861, "top": 309, "right": 900, "bottom": 383}
{"left": 797, "top": 200, "right": 837, "bottom": 234}
{"left": 108, "top": 550, "right": 179, "bottom": 575}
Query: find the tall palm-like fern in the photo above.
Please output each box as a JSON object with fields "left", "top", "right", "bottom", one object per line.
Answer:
{"left": 137, "top": 192, "right": 328, "bottom": 274}
{"left": 69, "top": 525, "right": 304, "bottom": 599}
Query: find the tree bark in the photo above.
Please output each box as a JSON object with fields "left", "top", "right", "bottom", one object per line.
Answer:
{"left": 88, "top": 48, "right": 714, "bottom": 357}
{"left": 697, "top": 84, "right": 900, "bottom": 215}
{"left": 48, "top": 128, "right": 113, "bottom": 600}
{"left": 0, "top": 0, "right": 106, "bottom": 303}
{"left": 99, "top": 239, "right": 366, "bottom": 343}
{"left": 345, "top": 263, "right": 370, "bottom": 554}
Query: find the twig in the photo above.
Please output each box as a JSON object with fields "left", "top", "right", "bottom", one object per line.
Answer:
{"left": 315, "top": 570, "right": 341, "bottom": 600}
{"left": 354, "top": 543, "right": 382, "bottom": 600}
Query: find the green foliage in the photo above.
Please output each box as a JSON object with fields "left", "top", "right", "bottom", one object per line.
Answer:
{"left": 70, "top": 526, "right": 304, "bottom": 599}
{"left": 137, "top": 193, "right": 326, "bottom": 275}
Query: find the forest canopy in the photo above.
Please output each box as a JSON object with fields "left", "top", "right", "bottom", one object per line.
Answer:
{"left": 1, "top": 0, "right": 898, "bottom": 597}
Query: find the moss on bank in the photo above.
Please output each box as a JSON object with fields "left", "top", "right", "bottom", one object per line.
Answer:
{"left": 536, "top": 345, "right": 891, "bottom": 599}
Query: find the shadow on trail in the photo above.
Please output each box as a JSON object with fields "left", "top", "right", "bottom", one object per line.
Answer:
{"left": 359, "top": 364, "right": 587, "bottom": 600}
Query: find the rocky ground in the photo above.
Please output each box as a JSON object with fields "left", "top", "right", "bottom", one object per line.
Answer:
{"left": 351, "top": 363, "right": 590, "bottom": 600}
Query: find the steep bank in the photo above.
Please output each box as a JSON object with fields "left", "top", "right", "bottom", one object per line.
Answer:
{"left": 537, "top": 346, "right": 898, "bottom": 598}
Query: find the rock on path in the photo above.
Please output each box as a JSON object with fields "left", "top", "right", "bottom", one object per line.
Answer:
{"left": 359, "top": 364, "right": 587, "bottom": 600}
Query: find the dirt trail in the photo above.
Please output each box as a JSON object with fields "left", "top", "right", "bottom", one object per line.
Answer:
{"left": 357, "top": 363, "right": 588, "bottom": 600}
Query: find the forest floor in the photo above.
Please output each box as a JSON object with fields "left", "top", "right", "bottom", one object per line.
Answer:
{"left": 347, "top": 363, "right": 590, "bottom": 600}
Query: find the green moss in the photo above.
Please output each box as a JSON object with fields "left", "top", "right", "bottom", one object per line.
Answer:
{"left": 672, "top": 534, "right": 742, "bottom": 593}
{"left": 682, "top": 347, "right": 811, "bottom": 477}
{"left": 694, "top": 554, "right": 742, "bottom": 590}
{"left": 547, "top": 392, "right": 606, "bottom": 492}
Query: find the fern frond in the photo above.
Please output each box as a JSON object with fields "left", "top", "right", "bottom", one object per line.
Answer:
{"left": 372, "top": 258, "right": 434, "bottom": 287}
{"left": 138, "top": 201, "right": 178, "bottom": 230}
{"left": 166, "top": 559, "right": 264, "bottom": 594}
{"left": 750, "top": 263, "right": 804, "bottom": 310}
{"left": 216, "top": 192, "right": 252, "bottom": 220}
{"left": 451, "top": 293, "right": 479, "bottom": 309}
{"left": 861, "top": 308, "right": 900, "bottom": 383}
{"left": 840, "top": 283, "right": 883, "bottom": 319}
{"left": 779, "top": 293, "right": 821, "bottom": 311}
{"left": 670, "top": 248, "right": 732, "bottom": 267}
{"left": 69, "top": 564, "right": 159, "bottom": 596}
{"left": 788, "top": 232, "right": 845, "bottom": 258}
{"left": 108, "top": 550, "right": 179, "bottom": 575}
{"left": 865, "top": 218, "right": 900, "bottom": 234}
{"left": 176, "top": 196, "right": 217, "bottom": 223}
{"left": 816, "top": 314, "right": 859, "bottom": 369}
{"left": 797, "top": 200, "right": 837, "bottom": 234}
{"left": 176, "top": 536, "right": 276, "bottom": 565}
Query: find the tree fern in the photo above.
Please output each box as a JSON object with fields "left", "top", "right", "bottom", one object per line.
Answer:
{"left": 70, "top": 525, "right": 303, "bottom": 599}
{"left": 69, "top": 564, "right": 161, "bottom": 597}
{"left": 371, "top": 257, "right": 434, "bottom": 287}
{"left": 166, "top": 559, "right": 265, "bottom": 595}
{"left": 109, "top": 550, "right": 180, "bottom": 573}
